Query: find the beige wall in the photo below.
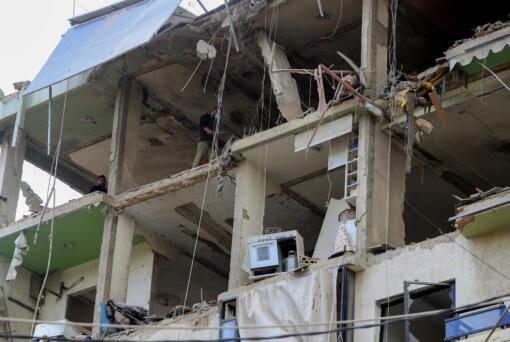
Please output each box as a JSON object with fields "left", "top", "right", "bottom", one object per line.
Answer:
{"left": 354, "top": 229, "right": 510, "bottom": 341}
{"left": 40, "top": 242, "right": 154, "bottom": 321}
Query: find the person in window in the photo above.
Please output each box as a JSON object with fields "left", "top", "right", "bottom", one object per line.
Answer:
{"left": 89, "top": 175, "right": 108, "bottom": 193}
{"left": 192, "top": 108, "right": 219, "bottom": 168}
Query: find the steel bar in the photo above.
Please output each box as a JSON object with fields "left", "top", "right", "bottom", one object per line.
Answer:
{"left": 47, "top": 86, "right": 52, "bottom": 155}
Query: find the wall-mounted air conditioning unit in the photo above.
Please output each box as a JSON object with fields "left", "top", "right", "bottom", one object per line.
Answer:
{"left": 248, "top": 230, "right": 304, "bottom": 280}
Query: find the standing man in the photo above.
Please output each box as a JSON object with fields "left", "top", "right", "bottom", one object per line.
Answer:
{"left": 192, "top": 108, "right": 219, "bottom": 168}
{"left": 89, "top": 175, "right": 108, "bottom": 193}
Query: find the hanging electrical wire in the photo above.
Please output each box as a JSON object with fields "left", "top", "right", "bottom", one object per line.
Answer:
{"left": 181, "top": 31, "right": 233, "bottom": 313}
{"left": 29, "top": 80, "right": 71, "bottom": 336}
{"left": 2, "top": 290, "right": 510, "bottom": 341}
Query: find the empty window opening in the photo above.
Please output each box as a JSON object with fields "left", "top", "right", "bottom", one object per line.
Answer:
{"left": 149, "top": 253, "right": 227, "bottom": 316}
{"left": 394, "top": 0, "right": 510, "bottom": 74}
{"left": 403, "top": 165, "right": 458, "bottom": 244}
{"left": 379, "top": 281, "right": 455, "bottom": 342}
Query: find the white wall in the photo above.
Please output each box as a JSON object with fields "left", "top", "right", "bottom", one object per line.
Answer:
{"left": 40, "top": 242, "right": 154, "bottom": 321}
{"left": 354, "top": 229, "right": 510, "bottom": 341}
{"left": 0, "top": 255, "right": 36, "bottom": 336}
{"left": 126, "top": 242, "right": 155, "bottom": 308}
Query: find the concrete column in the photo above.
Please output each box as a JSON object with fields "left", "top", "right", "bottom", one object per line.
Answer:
{"left": 108, "top": 77, "right": 142, "bottom": 195}
{"left": 109, "top": 214, "right": 136, "bottom": 302}
{"left": 228, "top": 159, "right": 280, "bottom": 289}
{"left": 257, "top": 32, "right": 302, "bottom": 121}
{"left": 0, "top": 128, "right": 26, "bottom": 226}
{"left": 93, "top": 78, "right": 141, "bottom": 336}
{"left": 357, "top": 0, "right": 405, "bottom": 250}
{"left": 358, "top": 118, "right": 407, "bottom": 251}
{"left": 360, "top": 0, "right": 389, "bottom": 98}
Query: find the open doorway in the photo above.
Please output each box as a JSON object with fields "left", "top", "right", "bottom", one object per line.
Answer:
{"left": 379, "top": 281, "right": 455, "bottom": 342}
{"left": 66, "top": 287, "right": 96, "bottom": 333}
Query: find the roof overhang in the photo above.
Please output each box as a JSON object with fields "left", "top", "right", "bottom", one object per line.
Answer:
{"left": 24, "top": 0, "right": 182, "bottom": 95}
{"left": 446, "top": 26, "right": 510, "bottom": 75}
{"left": 450, "top": 189, "right": 510, "bottom": 238}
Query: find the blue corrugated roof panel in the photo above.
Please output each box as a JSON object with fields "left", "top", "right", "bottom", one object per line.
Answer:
{"left": 25, "top": 0, "right": 180, "bottom": 95}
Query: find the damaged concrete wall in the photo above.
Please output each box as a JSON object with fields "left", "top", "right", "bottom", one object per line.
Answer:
{"left": 257, "top": 32, "right": 302, "bottom": 121}
{"left": 40, "top": 243, "right": 154, "bottom": 321}
{"left": 357, "top": 117, "right": 406, "bottom": 252}
{"left": 354, "top": 228, "right": 510, "bottom": 341}
{"left": 110, "top": 306, "right": 219, "bottom": 341}
{"left": 367, "top": 124, "right": 406, "bottom": 248}
{"left": 0, "top": 255, "right": 35, "bottom": 336}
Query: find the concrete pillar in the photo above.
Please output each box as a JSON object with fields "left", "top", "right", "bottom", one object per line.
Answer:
{"left": 228, "top": 159, "right": 280, "bottom": 289}
{"left": 93, "top": 78, "right": 141, "bottom": 336}
{"left": 360, "top": 0, "right": 389, "bottom": 98}
{"left": 0, "top": 128, "right": 26, "bottom": 226}
{"left": 356, "top": 0, "right": 405, "bottom": 250}
{"left": 257, "top": 32, "right": 302, "bottom": 121}
{"left": 109, "top": 214, "right": 136, "bottom": 302}
{"left": 108, "top": 77, "right": 142, "bottom": 195}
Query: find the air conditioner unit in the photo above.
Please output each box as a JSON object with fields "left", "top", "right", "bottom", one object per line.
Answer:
{"left": 248, "top": 230, "right": 304, "bottom": 280}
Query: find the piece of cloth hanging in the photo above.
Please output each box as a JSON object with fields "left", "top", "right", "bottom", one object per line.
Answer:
{"left": 237, "top": 267, "right": 338, "bottom": 342}
{"left": 6, "top": 232, "right": 29, "bottom": 281}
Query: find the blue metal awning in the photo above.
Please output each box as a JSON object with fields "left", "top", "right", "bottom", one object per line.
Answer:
{"left": 25, "top": 0, "right": 180, "bottom": 95}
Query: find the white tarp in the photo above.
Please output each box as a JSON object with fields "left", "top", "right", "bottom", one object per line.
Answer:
{"left": 6, "top": 232, "right": 28, "bottom": 281}
{"left": 33, "top": 320, "right": 81, "bottom": 339}
{"left": 237, "top": 267, "right": 338, "bottom": 342}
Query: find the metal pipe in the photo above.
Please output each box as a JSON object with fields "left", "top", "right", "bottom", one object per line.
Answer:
{"left": 448, "top": 197, "right": 510, "bottom": 222}
{"left": 403, "top": 281, "right": 410, "bottom": 342}
{"left": 11, "top": 86, "right": 27, "bottom": 147}
{"left": 316, "top": 0, "right": 325, "bottom": 18}
{"left": 403, "top": 281, "right": 451, "bottom": 342}
{"left": 272, "top": 68, "right": 353, "bottom": 75}
{"left": 196, "top": 0, "right": 208, "bottom": 13}
{"left": 224, "top": 0, "right": 240, "bottom": 52}
{"left": 47, "top": 86, "right": 52, "bottom": 155}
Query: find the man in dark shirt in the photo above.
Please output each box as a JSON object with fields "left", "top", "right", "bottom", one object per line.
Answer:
{"left": 89, "top": 175, "right": 108, "bottom": 193}
{"left": 192, "top": 108, "right": 218, "bottom": 168}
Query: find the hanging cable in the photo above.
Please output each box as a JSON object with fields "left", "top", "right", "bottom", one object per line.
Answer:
{"left": 182, "top": 32, "right": 233, "bottom": 313}
{"left": 320, "top": 0, "right": 343, "bottom": 40}
{"left": 2, "top": 291, "right": 510, "bottom": 341}
{"left": 30, "top": 80, "right": 70, "bottom": 335}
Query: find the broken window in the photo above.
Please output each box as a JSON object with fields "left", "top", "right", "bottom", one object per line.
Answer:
{"left": 219, "top": 297, "right": 239, "bottom": 341}
{"left": 379, "top": 281, "right": 455, "bottom": 342}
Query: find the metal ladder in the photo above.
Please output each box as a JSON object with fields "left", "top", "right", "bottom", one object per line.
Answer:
{"left": 344, "top": 131, "right": 359, "bottom": 205}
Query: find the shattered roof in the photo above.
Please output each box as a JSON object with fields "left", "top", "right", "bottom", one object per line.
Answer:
{"left": 24, "top": 0, "right": 181, "bottom": 95}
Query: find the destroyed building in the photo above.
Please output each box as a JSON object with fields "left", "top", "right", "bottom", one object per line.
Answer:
{"left": 0, "top": 0, "right": 510, "bottom": 341}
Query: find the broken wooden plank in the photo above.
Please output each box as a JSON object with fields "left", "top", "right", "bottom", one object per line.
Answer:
{"left": 428, "top": 89, "right": 448, "bottom": 127}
